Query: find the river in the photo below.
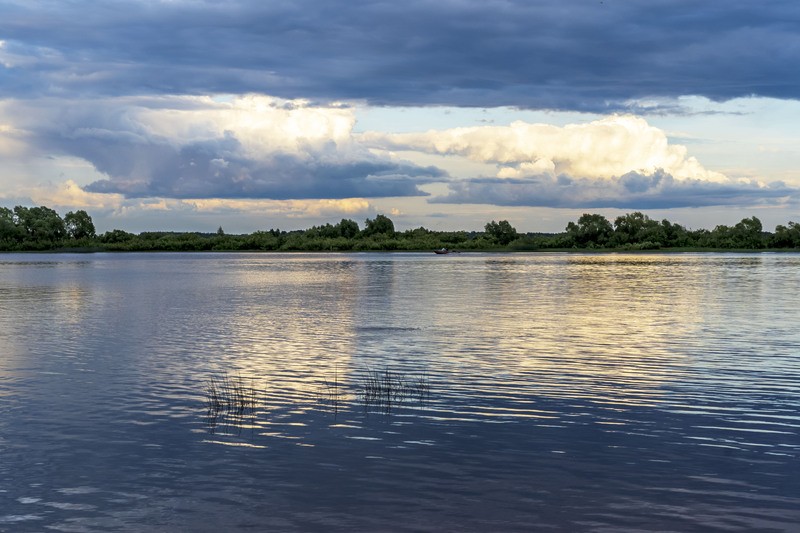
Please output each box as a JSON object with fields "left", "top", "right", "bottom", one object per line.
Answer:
{"left": 1, "top": 252, "right": 798, "bottom": 531}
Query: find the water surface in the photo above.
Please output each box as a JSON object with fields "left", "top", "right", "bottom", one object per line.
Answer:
{"left": 1, "top": 252, "right": 798, "bottom": 531}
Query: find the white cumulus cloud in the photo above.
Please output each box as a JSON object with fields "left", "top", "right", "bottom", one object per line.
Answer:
{"left": 362, "top": 115, "right": 728, "bottom": 183}
{"left": 136, "top": 95, "right": 357, "bottom": 159}
{"left": 0, "top": 95, "right": 443, "bottom": 200}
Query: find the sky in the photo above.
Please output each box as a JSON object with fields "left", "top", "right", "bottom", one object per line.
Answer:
{"left": 2, "top": 0, "right": 800, "bottom": 234}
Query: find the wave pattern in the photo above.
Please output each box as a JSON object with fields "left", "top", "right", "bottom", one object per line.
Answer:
{"left": 0, "top": 252, "right": 798, "bottom": 531}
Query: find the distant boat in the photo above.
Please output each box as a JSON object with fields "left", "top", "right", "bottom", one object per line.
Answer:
{"left": 434, "top": 248, "right": 459, "bottom": 254}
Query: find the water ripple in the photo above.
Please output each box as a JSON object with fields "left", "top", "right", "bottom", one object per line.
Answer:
{"left": 0, "top": 252, "right": 798, "bottom": 531}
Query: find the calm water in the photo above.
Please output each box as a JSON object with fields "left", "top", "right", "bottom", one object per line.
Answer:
{"left": 0, "top": 252, "right": 798, "bottom": 532}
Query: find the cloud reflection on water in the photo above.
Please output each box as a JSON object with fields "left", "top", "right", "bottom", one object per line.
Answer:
{"left": 1, "top": 252, "right": 798, "bottom": 531}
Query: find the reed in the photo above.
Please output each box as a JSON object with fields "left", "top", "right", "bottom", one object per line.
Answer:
{"left": 360, "top": 367, "right": 430, "bottom": 409}
{"left": 206, "top": 372, "right": 259, "bottom": 415}
{"left": 318, "top": 365, "right": 346, "bottom": 413}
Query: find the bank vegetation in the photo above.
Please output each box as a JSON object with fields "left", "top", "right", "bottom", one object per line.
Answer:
{"left": 2, "top": 205, "right": 800, "bottom": 252}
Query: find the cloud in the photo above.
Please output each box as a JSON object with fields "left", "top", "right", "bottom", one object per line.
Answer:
{"left": 433, "top": 171, "right": 799, "bottom": 209}
{"left": 0, "top": 95, "right": 446, "bottom": 200}
{"left": 127, "top": 197, "right": 374, "bottom": 219}
{"left": 0, "top": 176, "right": 378, "bottom": 232}
{"left": 0, "top": 122, "right": 29, "bottom": 157}
{"left": 20, "top": 179, "right": 123, "bottom": 210}
{"left": 2, "top": 1, "right": 799, "bottom": 110}
{"left": 5, "top": 99, "right": 794, "bottom": 212}
{"left": 363, "top": 115, "right": 728, "bottom": 182}
{"left": 361, "top": 114, "right": 800, "bottom": 209}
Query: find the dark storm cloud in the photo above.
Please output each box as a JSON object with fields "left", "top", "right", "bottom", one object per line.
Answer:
{"left": 432, "top": 170, "right": 799, "bottom": 209}
{"left": 82, "top": 147, "right": 440, "bottom": 200}
{"left": 6, "top": 98, "right": 444, "bottom": 200}
{"left": 2, "top": 0, "right": 799, "bottom": 110}
{"left": 72, "top": 132, "right": 443, "bottom": 200}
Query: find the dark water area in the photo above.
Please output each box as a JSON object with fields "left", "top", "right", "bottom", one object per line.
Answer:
{"left": 0, "top": 252, "right": 798, "bottom": 531}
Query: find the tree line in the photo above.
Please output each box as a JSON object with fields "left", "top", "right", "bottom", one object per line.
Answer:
{"left": 0, "top": 206, "right": 97, "bottom": 250}
{"left": 2, "top": 204, "right": 800, "bottom": 252}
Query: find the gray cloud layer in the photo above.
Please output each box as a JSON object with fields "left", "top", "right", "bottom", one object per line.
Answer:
{"left": 2, "top": 0, "right": 800, "bottom": 110}
{"left": 432, "top": 171, "right": 799, "bottom": 209}
{"left": 81, "top": 145, "right": 440, "bottom": 200}
{"left": 2, "top": 97, "right": 444, "bottom": 199}
{"left": 4, "top": 96, "right": 797, "bottom": 208}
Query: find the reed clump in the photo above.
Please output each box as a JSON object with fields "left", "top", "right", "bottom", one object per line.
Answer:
{"left": 206, "top": 372, "right": 259, "bottom": 415}
{"left": 359, "top": 367, "right": 430, "bottom": 408}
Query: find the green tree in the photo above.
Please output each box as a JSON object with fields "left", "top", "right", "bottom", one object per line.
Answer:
{"left": 771, "top": 222, "right": 800, "bottom": 248}
{"left": 612, "top": 212, "right": 661, "bottom": 245}
{"left": 706, "top": 224, "right": 734, "bottom": 247}
{"left": 484, "top": 220, "right": 518, "bottom": 245}
{"left": 336, "top": 218, "right": 360, "bottom": 239}
{"left": 245, "top": 230, "right": 281, "bottom": 250}
{"left": 732, "top": 216, "right": 764, "bottom": 248}
{"left": 611, "top": 211, "right": 684, "bottom": 248}
{"left": 64, "top": 210, "right": 96, "bottom": 239}
{"left": 0, "top": 207, "right": 20, "bottom": 243}
{"left": 14, "top": 206, "right": 66, "bottom": 243}
{"left": 304, "top": 223, "right": 338, "bottom": 239}
{"left": 702, "top": 217, "right": 764, "bottom": 249}
{"left": 660, "top": 219, "right": 690, "bottom": 247}
{"left": 99, "top": 229, "right": 135, "bottom": 244}
{"left": 363, "top": 214, "right": 395, "bottom": 237}
{"left": 565, "top": 213, "right": 614, "bottom": 247}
